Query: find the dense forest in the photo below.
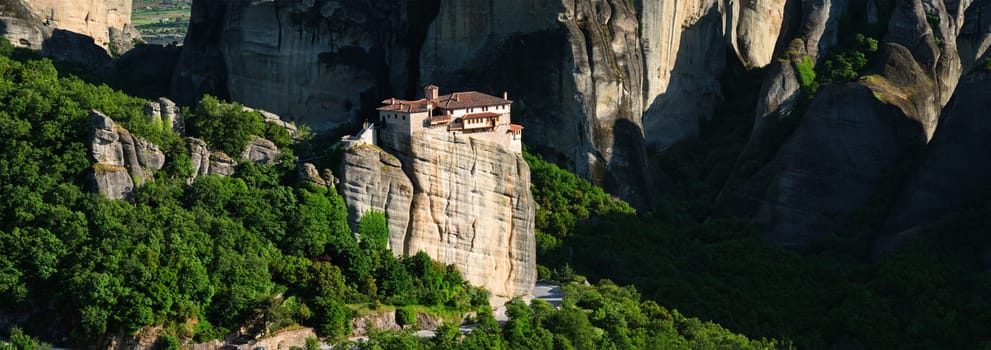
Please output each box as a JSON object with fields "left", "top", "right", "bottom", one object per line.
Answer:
{"left": 0, "top": 38, "right": 778, "bottom": 349}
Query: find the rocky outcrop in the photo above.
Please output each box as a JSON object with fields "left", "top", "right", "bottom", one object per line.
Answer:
{"left": 172, "top": 0, "right": 412, "bottom": 130}
{"left": 241, "top": 138, "right": 281, "bottom": 165}
{"left": 721, "top": 1, "right": 991, "bottom": 247}
{"left": 746, "top": 0, "right": 850, "bottom": 147}
{"left": 338, "top": 145, "right": 414, "bottom": 250}
{"left": 187, "top": 137, "right": 237, "bottom": 181}
{"left": 88, "top": 110, "right": 165, "bottom": 201}
{"left": 339, "top": 132, "right": 536, "bottom": 298}
{"left": 0, "top": 0, "right": 138, "bottom": 54}
{"left": 145, "top": 97, "right": 186, "bottom": 136}
{"left": 351, "top": 310, "right": 448, "bottom": 336}
{"left": 300, "top": 162, "right": 338, "bottom": 188}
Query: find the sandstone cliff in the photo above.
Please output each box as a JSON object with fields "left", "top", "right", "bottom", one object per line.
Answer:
{"left": 0, "top": 0, "right": 138, "bottom": 54}
{"left": 338, "top": 133, "right": 536, "bottom": 298}
{"left": 880, "top": 70, "right": 991, "bottom": 249}
{"left": 174, "top": 0, "right": 991, "bottom": 249}
{"left": 175, "top": 0, "right": 798, "bottom": 207}
{"left": 722, "top": 1, "right": 991, "bottom": 247}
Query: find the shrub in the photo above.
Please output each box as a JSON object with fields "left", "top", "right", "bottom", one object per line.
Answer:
{"left": 396, "top": 307, "right": 417, "bottom": 328}
{"left": 794, "top": 56, "right": 818, "bottom": 96}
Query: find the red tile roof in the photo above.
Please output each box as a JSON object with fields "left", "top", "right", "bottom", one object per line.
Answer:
{"left": 508, "top": 124, "right": 524, "bottom": 132}
{"left": 378, "top": 87, "right": 512, "bottom": 113}
{"left": 432, "top": 91, "right": 511, "bottom": 109}
{"left": 376, "top": 98, "right": 431, "bottom": 113}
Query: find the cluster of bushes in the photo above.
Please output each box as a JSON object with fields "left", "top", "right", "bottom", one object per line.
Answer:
{"left": 186, "top": 95, "right": 293, "bottom": 156}
{"left": 523, "top": 150, "right": 635, "bottom": 267}
{"left": 818, "top": 34, "right": 879, "bottom": 84}
{"left": 346, "top": 281, "right": 785, "bottom": 350}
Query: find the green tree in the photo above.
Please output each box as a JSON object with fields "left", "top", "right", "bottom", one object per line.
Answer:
{"left": 187, "top": 95, "right": 265, "bottom": 156}
{"left": 358, "top": 210, "right": 389, "bottom": 252}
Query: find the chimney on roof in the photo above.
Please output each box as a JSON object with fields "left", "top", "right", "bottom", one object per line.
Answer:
{"left": 425, "top": 85, "right": 439, "bottom": 100}
{"left": 503, "top": 91, "right": 508, "bottom": 100}
{"left": 390, "top": 98, "right": 396, "bottom": 104}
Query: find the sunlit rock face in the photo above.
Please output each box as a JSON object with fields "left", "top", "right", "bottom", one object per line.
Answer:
{"left": 0, "top": 0, "right": 138, "bottom": 53}
{"left": 338, "top": 132, "right": 536, "bottom": 298}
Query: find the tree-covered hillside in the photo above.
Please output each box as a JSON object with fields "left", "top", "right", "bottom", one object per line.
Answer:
{"left": 0, "top": 39, "right": 481, "bottom": 346}
{"left": 0, "top": 38, "right": 775, "bottom": 349}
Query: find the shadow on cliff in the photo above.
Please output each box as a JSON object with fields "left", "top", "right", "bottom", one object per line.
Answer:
{"left": 169, "top": 0, "right": 229, "bottom": 105}
{"left": 0, "top": 23, "right": 182, "bottom": 100}
{"left": 467, "top": 28, "right": 656, "bottom": 208}
{"left": 641, "top": 5, "right": 725, "bottom": 155}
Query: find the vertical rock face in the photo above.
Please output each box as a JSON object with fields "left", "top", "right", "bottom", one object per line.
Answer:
{"left": 421, "top": 0, "right": 656, "bottom": 206}
{"left": 640, "top": 0, "right": 728, "bottom": 153}
{"left": 338, "top": 145, "right": 414, "bottom": 251}
{"left": 881, "top": 71, "right": 991, "bottom": 248}
{"left": 173, "top": 0, "right": 797, "bottom": 207}
{"left": 172, "top": 0, "right": 412, "bottom": 130}
{"left": 338, "top": 133, "right": 536, "bottom": 298}
{"left": 723, "top": 83, "right": 924, "bottom": 247}
{"left": 723, "top": 1, "right": 991, "bottom": 247}
{"left": 0, "top": 0, "right": 137, "bottom": 53}
{"left": 404, "top": 132, "right": 536, "bottom": 297}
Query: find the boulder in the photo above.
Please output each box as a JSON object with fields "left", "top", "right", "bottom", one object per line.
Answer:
{"left": 87, "top": 110, "right": 162, "bottom": 201}
{"left": 241, "top": 137, "right": 280, "bottom": 165}
{"left": 0, "top": 0, "right": 137, "bottom": 54}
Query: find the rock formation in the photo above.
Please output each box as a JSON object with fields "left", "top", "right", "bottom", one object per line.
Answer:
{"left": 722, "top": 1, "right": 991, "bottom": 247}
{"left": 88, "top": 110, "right": 165, "bottom": 201}
{"left": 145, "top": 97, "right": 186, "bottom": 136}
{"left": 186, "top": 137, "right": 238, "bottom": 181}
{"left": 0, "top": 0, "right": 138, "bottom": 54}
{"left": 90, "top": 99, "right": 292, "bottom": 198}
{"left": 174, "top": 0, "right": 804, "bottom": 207}
{"left": 172, "top": 0, "right": 412, "bottom": 130}
{"left": 174, "top": 0, "right": 991, "bottom": 249}
{"left": 880, "top": 70, "right": 991, "bottom": 249}
{"left": 338, "top": 132, "right": 536, "bottom": 298}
